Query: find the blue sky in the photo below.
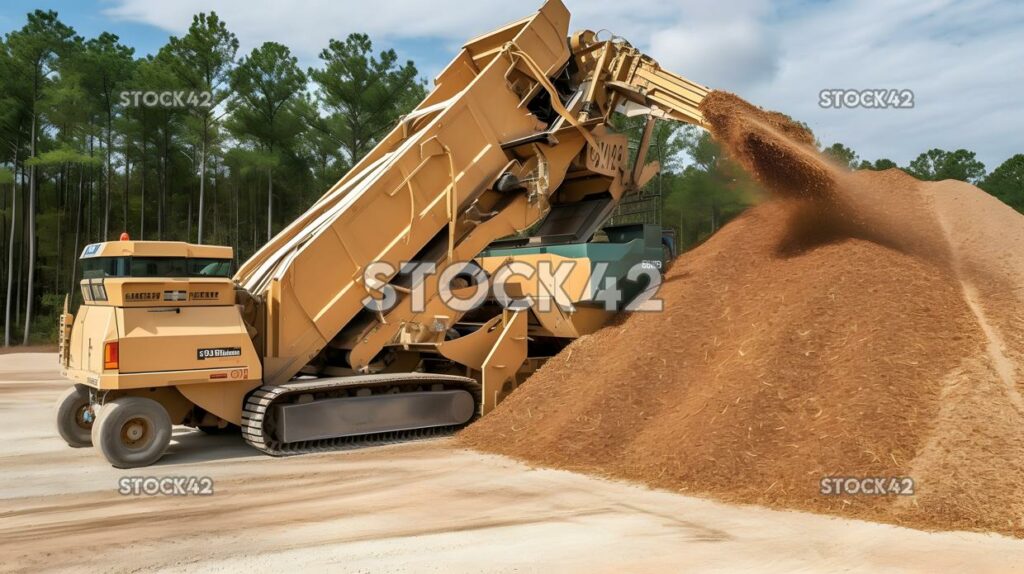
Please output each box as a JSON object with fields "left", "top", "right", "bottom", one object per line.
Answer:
{"left": 2, "top": 0, "right": 1022, "bottom": 170}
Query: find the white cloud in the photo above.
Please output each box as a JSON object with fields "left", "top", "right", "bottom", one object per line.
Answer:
{"left": 104, "top": 0, "right": 1024, "bottom": 168}
{"left": 738, "top": 0, "right": 1024, "bottom": 168}
{"left": 103, "top": 0, "right": 526, "bottom": 57}
{"left": 650, "top": 19, "right": 780, "bottom": 92}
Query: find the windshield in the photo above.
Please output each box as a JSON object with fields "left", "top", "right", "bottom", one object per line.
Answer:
{"left": 81, "top": 256, "right": 233, "bottom": 278}
{"left": 189, "top": 258, "right": 233, "bottom": 277}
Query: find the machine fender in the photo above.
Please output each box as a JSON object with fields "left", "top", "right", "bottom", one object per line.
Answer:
{"left": 177, "top": 379, "right": 263, "bottom": 426}
{"left": 438, "top": 314, "right": 505, "bottom": 370}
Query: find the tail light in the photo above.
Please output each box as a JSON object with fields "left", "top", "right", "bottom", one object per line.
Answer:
{"left": 104, "top": 341, "right": 119, "bottom": 370}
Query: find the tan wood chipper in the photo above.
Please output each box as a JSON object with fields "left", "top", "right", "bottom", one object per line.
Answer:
{"left": 55, "top": 0, "right": 710, "bottom": 467}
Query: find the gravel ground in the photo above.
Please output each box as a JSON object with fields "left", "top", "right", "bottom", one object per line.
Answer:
{"left": 2, "top": 352, "right": 1022, "bottom": 573}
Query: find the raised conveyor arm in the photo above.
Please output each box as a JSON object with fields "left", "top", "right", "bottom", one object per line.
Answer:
{"left": 235, "top": 1, "right": 575, "bottom": 386}
{"left": 234, "top": 0, "right": 712, "bottom": 388}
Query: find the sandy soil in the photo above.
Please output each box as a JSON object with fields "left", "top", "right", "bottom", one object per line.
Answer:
{"left": 2, "top": 353, "right": 1023, "bottom": 573}
{"left": 464, "top": 92, "right": 1024, "bottom": 537}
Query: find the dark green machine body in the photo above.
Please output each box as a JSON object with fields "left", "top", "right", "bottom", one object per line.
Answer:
{"left": 483, "top": 223, "right": 674, "bottom": 309}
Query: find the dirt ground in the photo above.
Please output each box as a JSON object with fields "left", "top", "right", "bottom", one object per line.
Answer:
{"left": 2, "top": 353, "right": 1024, "bottom": 573}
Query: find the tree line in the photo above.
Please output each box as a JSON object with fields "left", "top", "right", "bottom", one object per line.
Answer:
{"left": 822, "top": 142, "right": 1023, "bottom": 210}
{"left": 1, "top": 9, "right": 1021, "bottom": 346}
{"left": 655, "top": 132, "right": 1023, "bottom": 252}
{"left": 0, "top": 10, "right": 424, "bottom": 344}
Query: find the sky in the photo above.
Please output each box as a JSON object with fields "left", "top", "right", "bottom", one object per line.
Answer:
{"left": 1, "top": 0, "right": 1021, "bottom": 169}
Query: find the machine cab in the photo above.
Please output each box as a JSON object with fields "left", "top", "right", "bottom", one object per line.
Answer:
{"left": 58, "top": 238, "right": 255, "bottom": 390}
{"left": 77, "top": 240, "right": 234, "bottom": 306}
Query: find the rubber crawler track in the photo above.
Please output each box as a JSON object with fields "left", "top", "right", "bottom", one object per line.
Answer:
{"left": 241, "top": 373, "right": 481, "bottom": 456}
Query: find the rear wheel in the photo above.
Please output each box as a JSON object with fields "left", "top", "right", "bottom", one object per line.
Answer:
{"left": 92, "top": 397, "right": 172, "bottom": 468}
{"left": 55, "top": 385, "right": 94, "bottom": 448}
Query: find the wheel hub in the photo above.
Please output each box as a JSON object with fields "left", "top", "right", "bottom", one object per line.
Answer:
{"left": 121, "top": 417, "right": 151, "bottom": 448}
{"left": 75, "top": 404, "right": 94, "bottom": 429}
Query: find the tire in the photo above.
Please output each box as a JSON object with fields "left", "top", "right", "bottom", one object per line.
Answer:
{"left": 55, "top": 384, "right": 94, "bottom": 448}
{"left": 92, "top": 397, "right": 172, "bottom": 468}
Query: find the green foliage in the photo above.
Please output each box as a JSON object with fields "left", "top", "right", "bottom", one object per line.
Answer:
{"left": 309, "top": 33, "right": 426, "bottom": 164}
{"left": 162, "top": 12, "right": 237, "bottom": 115}
{"left": 606, "top": 119, "right": 762, "bottom": 250}
{"left": 299, "top": 102, "right": 351, "bottom": 188}
{"left": 611, "top": 116, "right": 689, "bottom": 172}
{"left": 980, "top": 154, "right": 1024, "bottom": 212}
{"left": 24, "top": 145, "right": 99, "bottom": 167}
{"left": 0, "top": 10, "right": 436, "bottom": 344}
{"left": 224, "top": 147, "right": 279, "bottom": 175}
{"left": 5, "top": 10, "right": 77, "bottom": 93}
{"left": 680, "top": 125, "right": 722, "bottom": 172}
{"left": 31, "top": 292, "right": 64, "bottom": 343}
{"left": 659, "top": 129, "right": 762, "bottom": 250}
{"left": 822, "top": 142, "right": 859, "bottom": 168}
{"left": 228, "top": 42, "right": 305, "bottom": 148}
{"left": 907, "top": 148, "right": 986, "bottom": 183}
{"left": 0, "top": 8, "right": 1017, "bottom": 346}
{"left": 857, "top": 158, "right": 898, "bottom": 171}
{"left": 229, "top": 42, "right": 305, "bottom": 132}
{"left": 227, "top": 41, "right": 307, "bottom": 238}
{"left": 78, "top": 32, "right": 135, "bottom": 114}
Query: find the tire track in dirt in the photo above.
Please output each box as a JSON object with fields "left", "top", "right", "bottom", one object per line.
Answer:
{"left": 929, "top": 187, "right": 1024, "bottom": 416}
{"left": 955, "top": 283, "right": 1023, "bottom": 413}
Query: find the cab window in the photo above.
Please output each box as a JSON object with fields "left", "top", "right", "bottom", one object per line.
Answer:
{"left": 82, "top": 257, "right": 129, "bottom": 278}
{"left": 80, "top": 256, "right": 233, "bottom": 278}
{"left": 189, "top": 258, "right": 233, "bottom": 277}
{"left": 131, "top": 257, "right": 188, "bottom": 277}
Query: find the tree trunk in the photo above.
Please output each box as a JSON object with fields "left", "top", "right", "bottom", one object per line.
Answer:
{"left": 234, "top": 181, "right": 240, "bottom": 267}
{"left": 0, "top": 179, "right": 5, "bottom": 315}
{"left": 267, "top": 167, "right": 273, "bottom": 242}
{"left": 197, "top": 120, "right": 207, "bottom": 244}
{"left": 87, "top": 133, "right": 94, "bottom": 242}
{"left": 87, "top": 166, "right": 94, "bottom": 242}
{"left": 250, "top": 182, "right": 256, "bottom": 252}
{"left": 140, "top": 121, "right": 147, "bottom": 239}
{"left": 104, "top": 109, "right": 112, "bottom": 239}
{"left": 23, "top": 113, "right": 37, "bottom": 345}
{"left": 212, "top": 154, "right": 218, "bottom": 241}
{"left": 70, "top": 164, "right": 83, "bottom": 300}
{"left": 56, "top": 163, "right": 64, "bottom": 294}
{"left": 15, "top": 167, "right": 23, "bottom": 328}
{"left": 159, "top": 129, "right": 167, "bottom": 240}
{"left": 123, "top": 150, "right": 130, "bottom": 235}
{"left": 5, "top": 143, "right": 19, "bottom": 347}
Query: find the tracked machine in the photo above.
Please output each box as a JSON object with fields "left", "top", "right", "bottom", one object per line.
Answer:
{"left": 55, "top": 0, "right": 709, "bottom": 467}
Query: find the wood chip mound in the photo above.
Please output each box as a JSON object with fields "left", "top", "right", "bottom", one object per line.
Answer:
{"left": 459, "top": 92, "right": 1024, "bottom": 537}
